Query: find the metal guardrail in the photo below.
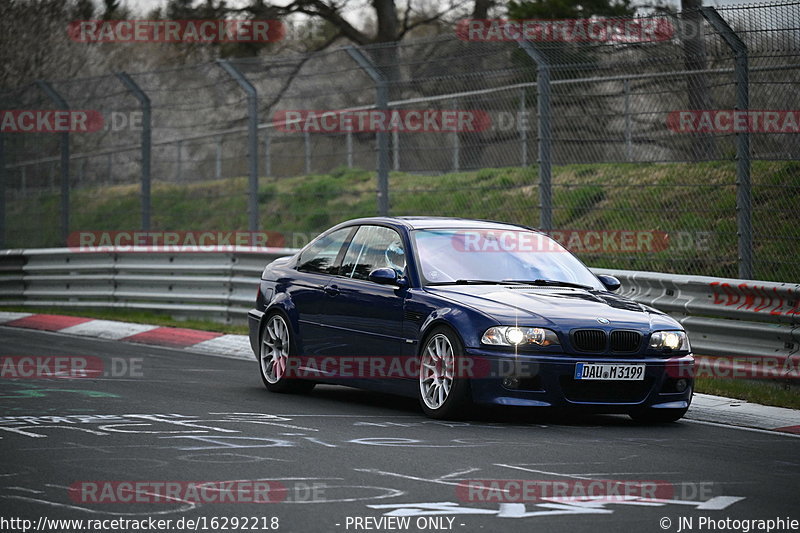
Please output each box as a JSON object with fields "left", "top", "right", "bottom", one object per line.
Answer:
{"left": 0, "top": 249, "right": 797, "bottom": 373}
{"left": 0, "top": 247, "right": 294, "bottom": 323}
{"left": 594, "top": 268, "right": 799, "bottom": 376}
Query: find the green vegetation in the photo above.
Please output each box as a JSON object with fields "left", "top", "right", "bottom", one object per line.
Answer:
{"left": 10, "top": 161, "right": 798, "bottom": 281}
{"left": 694, "top": 377, "right": 800, "bottom": 410}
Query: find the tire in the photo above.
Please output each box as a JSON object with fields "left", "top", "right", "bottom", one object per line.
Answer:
{"left": 629, "top": 407, "right": 689, "bottom": 423}
{"left": 418, "top": 326, "right": 472, "bottom": 420}
{"left": 259, "top": 313, "right": 315, "bottom": 394}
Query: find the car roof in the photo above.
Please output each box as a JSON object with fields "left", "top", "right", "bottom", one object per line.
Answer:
{"left": 338, "top": 216, "right": 539, "bottom": 232}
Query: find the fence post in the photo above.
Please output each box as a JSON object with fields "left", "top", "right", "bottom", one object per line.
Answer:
{"left": 517, "top": 40, "right": 553, "bottom": 231}
{"left": 175, "top": 141, "right": 182, "bottom": 181}
{"left": 346, "top": 131, "right": 353, "bottom": 169}
{"left": 303, "top": 130, "right": 312, "bottom": 175}
{"left": 116, "top": 72, "right": 151, "bottom": 232}
{"left": 392, "top": 129, "right": 400, "bottom": 171}
{"left": 346, "top": 46, "right": 390, "bottom": 216}
{"left": 623, "top": 79, "right": 632, "bottom": 162}
{"left": 217, "top": 59, "right": 259, "bottom": 232}
{"left": 452, "top": 99, "right": 460, "bottom": 172}
{"left": 701, "top": 7, "right": 752, "bottom": 280}
{"left": 519, "top": 86, "right": 528, "bottom": 166}
{"left": 264, "top": 132, "right": 271, "bottom": 178}
{"left": 0, "top": 132, "right": 5, "bottom": 248}
{"left": 35, "top": 80, "right": 70, "bottom": 245}
{"left": 215, "top": 137, "right": 223, "bottom": 179}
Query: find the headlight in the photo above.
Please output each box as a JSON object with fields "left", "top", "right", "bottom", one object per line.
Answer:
{"left": 649, "top": 330, "right": 690, "bottom": 352}
{"left": 481, "top": 326, "right": 560, "bottom": 347}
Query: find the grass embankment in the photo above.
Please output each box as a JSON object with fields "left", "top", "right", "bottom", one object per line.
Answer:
{"left": 9, "top": 161, "right": 800, "bottom": 280}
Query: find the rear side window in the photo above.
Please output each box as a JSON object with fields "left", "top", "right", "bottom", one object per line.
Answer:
{"left": 296, "top": 228, "right": 352, "bottom": 275}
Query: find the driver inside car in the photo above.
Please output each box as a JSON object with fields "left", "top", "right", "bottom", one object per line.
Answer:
{"left": 384, "top": 240, "right": 406, "bottom": 278}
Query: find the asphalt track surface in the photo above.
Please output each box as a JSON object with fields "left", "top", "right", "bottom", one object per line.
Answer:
{"left": 1, "top": 326, "right": 798, "bottom": 533}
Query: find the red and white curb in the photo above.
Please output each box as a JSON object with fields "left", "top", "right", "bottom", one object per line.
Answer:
{"left": 1, "top": 311, "right": 798, "bottom": 435}
{"left": 0, "top": 312, "right": 254, "bottom": 360}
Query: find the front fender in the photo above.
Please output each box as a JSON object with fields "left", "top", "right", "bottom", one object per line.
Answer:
{"left": 418, "top": 306, "right": 495, "bottom": 351}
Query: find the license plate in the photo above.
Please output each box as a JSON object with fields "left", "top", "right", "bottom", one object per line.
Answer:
{"left": 575, "top": 363, "right": 645, "bottom": 381}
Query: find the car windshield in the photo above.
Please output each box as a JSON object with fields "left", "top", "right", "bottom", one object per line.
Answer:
{"left": 411, "top": 228, "right": 604, "bottom": 290}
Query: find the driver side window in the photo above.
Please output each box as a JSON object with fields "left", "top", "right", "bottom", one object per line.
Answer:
{"left": 340, "top": 226, "right": 406, "bottom": 281}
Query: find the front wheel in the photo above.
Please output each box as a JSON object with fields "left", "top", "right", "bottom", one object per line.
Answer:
{"left": 259, "top": 313, "right": 315, "bottom": 394}
{"left": 418, "top": 327, "right": 472, "bottom": 419}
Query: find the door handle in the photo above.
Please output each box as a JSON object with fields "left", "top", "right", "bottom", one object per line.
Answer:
{"left": 324, "top": 285, "right": 340, "bottom": 296}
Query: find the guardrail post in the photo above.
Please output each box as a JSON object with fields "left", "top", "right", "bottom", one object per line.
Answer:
{"left": 116, "top": 72, "right": 152, "bottom": 232}
{"left": 701, "top": 7, "right": 752, "bottom": 280}
{"left": 217, "top": 59, "right": 259, "bottom": 232}
{"left": 517, "top": 40, "right": 553, "bottom": 231}
{"left": 346, "top": 46, "right": 390, "bottom": 216}
{"left": 36, "top": 81, "right": 70, "bottom": 246}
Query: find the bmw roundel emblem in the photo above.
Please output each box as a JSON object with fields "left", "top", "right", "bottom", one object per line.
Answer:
{"left": 596, "top": 317, "right": 610, "bottom": 324}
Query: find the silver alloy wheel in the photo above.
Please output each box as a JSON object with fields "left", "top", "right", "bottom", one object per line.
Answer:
{"left": 420, "top": 333, "right": 456, "bottom": 410}
{"left": 261, "top": 315, "right": 290, "bottom": 384}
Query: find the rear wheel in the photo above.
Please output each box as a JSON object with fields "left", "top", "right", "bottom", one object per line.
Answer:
{"left": 259, "top": 313, "right": 314, "bottom": 394}
{"left": 418, "top": 327, "right": 471, "bottom": 419}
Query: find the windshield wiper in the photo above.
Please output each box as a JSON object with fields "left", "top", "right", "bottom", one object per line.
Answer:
{"left": 507, "top": 279, "right": 596, "bottom": 290}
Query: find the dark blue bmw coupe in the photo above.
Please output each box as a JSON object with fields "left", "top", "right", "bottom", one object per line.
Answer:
{"left": 248, "top": 217, "right": 694, "bottom": 421}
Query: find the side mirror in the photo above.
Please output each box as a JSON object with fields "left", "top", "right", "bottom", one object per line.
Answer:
{"left": 368, "top": 267, "right": 405, "bottom": 286}
{"left": 596, "top": 274, "right": 621, "bottom": 292}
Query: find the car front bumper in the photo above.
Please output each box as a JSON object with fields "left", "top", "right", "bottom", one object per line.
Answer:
{"left": 464, "top": 348, "right": 694, "bottom": 412}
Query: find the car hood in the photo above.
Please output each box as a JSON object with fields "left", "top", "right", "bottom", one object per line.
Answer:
{"left": 425, "top": 285, "right": 677, "bottom": 330}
